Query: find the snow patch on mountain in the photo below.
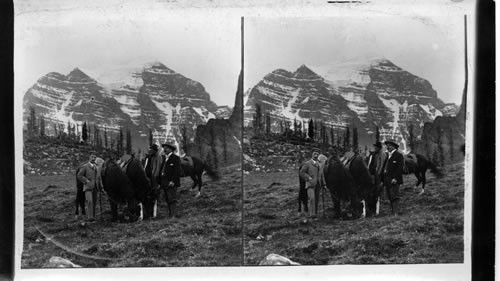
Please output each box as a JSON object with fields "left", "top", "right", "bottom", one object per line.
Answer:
{"left": 339, "top": 91, "right": 369, "bottom": 122}
{"left": 152, "top": 99, "right": 174, "bottom": 137}
{"left": 419, "top": 104, "right": 443, "bottom": 119}
{"left": 192, "top": 107, "right": 216, "bottom": 122}
{"left": 278, "top": 89, "right": 304, "bottom": 126}
{"left": 52, "top": 91, "right": 78, "bottom": 131}
{"left": 379, "top": 97, "right": 401, "bottom": 137}
{"left": 113, "top": 93, "right": 141, "bottom": 124}
{"left": 271, "top": 72, "right": 323, "bottom": 82}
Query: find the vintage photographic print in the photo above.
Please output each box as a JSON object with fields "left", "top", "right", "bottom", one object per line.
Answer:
{"left": 17, "top": 7, "right": 242, "bottom": 268}
{"left": 243, "top": 15, "right": 470, "bottom": 266}
{"left": 13, "top": 0, "right": 479, "bottom": 280}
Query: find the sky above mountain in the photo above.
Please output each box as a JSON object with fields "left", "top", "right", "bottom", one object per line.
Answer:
{"left": 245, "top": 16, "right": 469, "bottom": 105}
{"left": 15, "top": 8, "right": 241, "bottom": 106}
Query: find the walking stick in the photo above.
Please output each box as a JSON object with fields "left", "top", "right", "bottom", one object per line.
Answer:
{"left": 322, "top": 186, "right": 325, "bottom": 217}
{"left": 99, "top": 189, "right": 104, "bottom": 220}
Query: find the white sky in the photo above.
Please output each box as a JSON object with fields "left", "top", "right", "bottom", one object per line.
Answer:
{"left": 245, "top": 16, "right": 469, "bottom": 105}
{"left": 15, "top": 7, "right": 241, "bottom": 106}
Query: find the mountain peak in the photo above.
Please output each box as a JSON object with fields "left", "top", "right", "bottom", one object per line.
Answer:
{"left": 143, "top": 61, "right": 176, "bottom": 74}
{"left": 66, "top": 68, "right": 94, "bottom": 82}
{"left": 293, "top": 64, "right": 320, "bottom": 79}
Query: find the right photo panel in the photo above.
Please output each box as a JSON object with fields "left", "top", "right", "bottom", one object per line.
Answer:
{"left": 243, "top": 16, "right": 468, "bottom": 265}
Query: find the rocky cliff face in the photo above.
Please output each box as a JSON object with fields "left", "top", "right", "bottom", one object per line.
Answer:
{"left": 192, "top": 71, "right": 243, "bottom": 166}
{"left": 23, "top": 62, "right": 220, "bottom": 151}
{"left": 244, "top": 58, "right": 453, "bottom": 151}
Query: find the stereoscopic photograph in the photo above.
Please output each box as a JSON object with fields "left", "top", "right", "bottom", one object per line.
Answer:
{"left": 17, "top": 7, "right": 242, "bottom": 268}
{"left": 13, "top": 0, "right": 478, "bottom": 280}
{"left": 243, "top": 16, "right": 469, "bottom": 265}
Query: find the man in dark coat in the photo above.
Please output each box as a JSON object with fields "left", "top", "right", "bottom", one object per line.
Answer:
{"left": 382, "top": 139, "right": 404, "bottom": 215}
{"left": 144, "top": 144, "right": 163, "bottom": 203}
{"left": 159, "top": 142, "right": 182, "bottom": 217}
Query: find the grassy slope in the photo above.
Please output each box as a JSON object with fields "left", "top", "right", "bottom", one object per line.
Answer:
{"left": 23, "top": 170, "right": 242, "bottom": 268}
{"left": 243, "top": 163, "right": 464, "bottom": 265}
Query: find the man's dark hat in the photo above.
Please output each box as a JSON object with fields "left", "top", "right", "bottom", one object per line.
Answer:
{"left": 149, "top": 144, "right": 158, "bottom": 151}
{"left": 312, "top": 148, "right": 321, "bottom": 153}
{"left": 373, "top": 141, "right": 382, "bottom": 148}
{"left": 162, "top": 143, "right": 177, "bottom": 151}
{"left": 384, "top": 139, "right": 399, "bottom": 148}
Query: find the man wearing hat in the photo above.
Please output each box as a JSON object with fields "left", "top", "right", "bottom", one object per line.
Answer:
{"left": 159, "top": 142, "right": 181, "bottom": 218}
{"left": 144, "top": 144, "right": 163, "bottom": 206}
{"left": 299, "top": 148, "right": 326, "bottom": 218}
{"left": 368, "top": 141, "right": 387, "bottom": 192}
{"left": 382, "top": 139, "right": 404, "bottom": 215}
{"left": 77, "top": 151, "right": 102, "bottom": 221}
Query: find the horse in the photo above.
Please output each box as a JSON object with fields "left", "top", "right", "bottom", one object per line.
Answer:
{"left": 403, "top": 153, "right": 443, "bottom": 195}
{"left": 324, "top": 153, "right": 379, "bottom": 219}
{"left": 101, "top": 158, "right": 154, "bottom": 222}
{"left": 180, "top": 156, "right": 219, "bottom": 197}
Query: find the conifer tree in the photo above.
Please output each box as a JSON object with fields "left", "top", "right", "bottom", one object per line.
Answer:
{"left": 39, "top": 117, "right": 45, "bottom": 136}
{"left": 352, "top": 127, "right": 359, "bottom": 152}
{"left": 344, "top": 126, "right": 350, "bottom": 151}
{"left": 265, "top": 112, "right": 271, "bottom": 135}
{"left": 308, "top": 119, "right": 315, "bottom": 141}
{"left": 104, "top": 127, "right": 108, "bottom": 149}
{"left": 82, "top": 122, "right": 88, "bottom": 142}
{"left": 408, "top": 123, "right": 415, "bottom": 152}
{"left": 149, "top": 128, "right": 154, "bottom": 146}
{"left": 448, "top": 126, "right": 454, "bottom": 162}
{"left": 126, "top": 128, "right": 132, "bottom": 154}
{"left": 28, "top": 106, "right": 37, "bottom": 135}
{"left": 118, "top": 127, "right": 124, "bottom": 154}
{"left": 181, "top": 125, "right": 188, "bottom": 155}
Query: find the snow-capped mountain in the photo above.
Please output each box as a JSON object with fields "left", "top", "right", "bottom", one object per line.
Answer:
{"left": 244, "top": 58, "right": 454, "bottom": 151}
{"left": 23, "top": 62, "right": 220, "bottom": 150}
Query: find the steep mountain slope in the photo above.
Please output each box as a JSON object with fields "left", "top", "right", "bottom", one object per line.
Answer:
{"left": 23, "top": 63, "right": 221, "bottom": 151}
{"left": 245, "top": 59, "right": 454, "bottom": 150}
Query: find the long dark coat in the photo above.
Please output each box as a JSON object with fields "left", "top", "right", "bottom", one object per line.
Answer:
{"left": 159, "top": 153, "right": 181, "bottom": 187}
{"left": 383, "top": 150, "right": 404, "bottom": 186}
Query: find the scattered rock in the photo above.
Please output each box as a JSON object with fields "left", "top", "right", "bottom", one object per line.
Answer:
{"left": 259, "top": 253, "right": 300, "bottom": 266}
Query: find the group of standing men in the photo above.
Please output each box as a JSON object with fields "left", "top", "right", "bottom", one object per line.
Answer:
{"left": 298, "top": 138, "right": 405, "bottom": 218}
{"left": 76, "top": 142, "right": 183, "bottom": 221}
{"left": 144, "top": 142, "right": 182, "bottom": 218}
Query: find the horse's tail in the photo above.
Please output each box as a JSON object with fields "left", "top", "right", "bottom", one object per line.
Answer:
{"left": 203, "top": 162, "right": 220, "bottom": 181}
{"left": 426, "top": 158, "right": 444, "bottom": 178}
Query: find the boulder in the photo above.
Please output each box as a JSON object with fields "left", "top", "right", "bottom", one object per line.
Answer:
{"left": 259, "top": 254, "right": 300, "bottom": 266}
{"left": 43, "top": 256, "right": 81, "bottom": 268}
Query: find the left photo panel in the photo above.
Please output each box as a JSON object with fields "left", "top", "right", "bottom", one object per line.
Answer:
{"left": 16, "top": 7, "right": 243, "bottom": 268}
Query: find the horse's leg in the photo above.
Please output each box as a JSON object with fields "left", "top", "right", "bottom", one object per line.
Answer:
{"left": 138, "top": 202, "right": 144, "bottom": 222}
{"left": 109, "top": 199, "right": 118, "bottom": 222}
{"left": 151, "top": 198, "right": 157, "bottom": 218}
{"left": 375, "top": 196, "right": 380, "bottom": 216}
{"left": 331, "top": 194, "right": 340, "bottom": 219}
{"left": 360, "top": 199, "right": 366, "bottom": 219}
{"left": 419, "top": 171, "right": 426, "bottom": 196}
{"left": 190, "top": 174, "right": 197, "bottom": 190}
{"left": 414, "top": 171, "right": 422, "bottom": 188}
{"left": 195, "top": 173, "right": 203, "bottom": 198}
